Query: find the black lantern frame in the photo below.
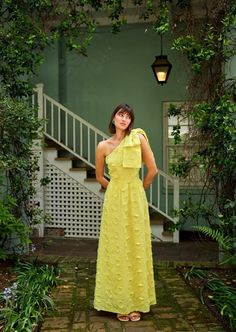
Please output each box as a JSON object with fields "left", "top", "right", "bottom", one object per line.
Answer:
{"left": 151, "top": 35, "right": 172, "bottom": 85}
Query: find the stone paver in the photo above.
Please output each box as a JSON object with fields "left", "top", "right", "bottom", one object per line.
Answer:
{"left": 39, "top": 257, "right": 225, "bottom": 332}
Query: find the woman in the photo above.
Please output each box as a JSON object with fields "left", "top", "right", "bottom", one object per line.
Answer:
{"left": 94, "top": 104, "right": 158, "bottom": 322}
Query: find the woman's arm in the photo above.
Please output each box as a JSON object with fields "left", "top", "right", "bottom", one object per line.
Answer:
{"left": 95, "top": 142, "right": 109, "bottom": 189}
{"left": 139, "top": 134, "right": 158, "bottom": 190}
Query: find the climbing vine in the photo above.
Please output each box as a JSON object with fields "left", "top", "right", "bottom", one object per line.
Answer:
{"left": 168, "top": 1, "right": 236, "bottom": 259}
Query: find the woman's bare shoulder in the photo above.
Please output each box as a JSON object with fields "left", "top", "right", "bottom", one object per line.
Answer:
{"left": 97, "top": 138, "right": 112, "bottom": 150}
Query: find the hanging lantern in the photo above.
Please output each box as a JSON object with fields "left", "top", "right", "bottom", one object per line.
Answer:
{"left": 151, "top": 34, "right": 172, "bottom": 85}
{"left": 151, "top": 55, "right": 172, "bottom": 84}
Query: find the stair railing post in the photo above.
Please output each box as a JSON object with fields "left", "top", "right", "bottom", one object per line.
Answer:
{"left": 33, "top": 83, "right": 45, "bottom": 237}
{"left": 173, "top": 177, "right": 180, "bottom": 243}
{"left": 36, "top": 83, "right": 44, "bottom": 119}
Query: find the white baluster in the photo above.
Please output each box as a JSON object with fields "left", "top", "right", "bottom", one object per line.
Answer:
{"left": 157, "top": 172, "right": 160, "bottom": 209}
{"left": 43, "top": 95, "right": 46, "bottom": 133}
{"left": 95, "top": 132, "right": 97, "bottom": 151}
{"left": 51, "top": 102, "right": 54, "bottom": 138}
{"left": 165, "top": 178, "right": 168, "bottom": 214}
{"left": 65, "top": 112, "right": 68, "bottom": 146}
{"left": 80, "top": 122, "right": 83, "bottom": 155}
{"left": 88, "top": 127, "right": 90, "bottom": 163}
{"left": 58, "top": 107, "right": 61, "bottom": 142}
{"left": 150, "top": 184, "right": 153, "bottom": 205}
{"left": 73, "top": 118, "right": 76, "bottom": 152}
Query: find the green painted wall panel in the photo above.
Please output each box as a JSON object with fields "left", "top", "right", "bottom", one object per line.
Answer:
{"left": 36, "top": 24, "right": 190, "bottom": 169}
{"left": 34, "top": 41, "right": 60, "bottom": 101}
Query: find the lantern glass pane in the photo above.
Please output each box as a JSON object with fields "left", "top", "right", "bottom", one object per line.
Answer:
{"left": 157, "top": 71, "right": 167, "bottom": 81}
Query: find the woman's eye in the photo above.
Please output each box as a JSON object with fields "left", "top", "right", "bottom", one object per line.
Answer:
{"left": 118, "top": 112, "right": 130, "bottom": 120}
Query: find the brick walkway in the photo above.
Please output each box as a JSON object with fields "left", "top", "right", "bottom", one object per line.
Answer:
{"left": 37, "top": 256, "right": 225, "bottom": 332}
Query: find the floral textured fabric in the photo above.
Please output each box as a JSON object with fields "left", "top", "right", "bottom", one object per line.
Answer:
{"left": 94, "top": 128, "right": 156, "bottom": 314}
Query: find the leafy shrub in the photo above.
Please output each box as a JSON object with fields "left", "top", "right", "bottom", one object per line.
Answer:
{"left": 0, "top": 196, "right": 30, "bottom": 260}
{"left": 201, "top": 278, "right": 236, "bottom": 331}
{"left": 0, "top": 87, "right": 44, "bottom": 257}
{"left": 184, "top": 266, "right": 236, "bottom": 331}
{"left": 0, "top": 261, "right": 58, "bottom": 331}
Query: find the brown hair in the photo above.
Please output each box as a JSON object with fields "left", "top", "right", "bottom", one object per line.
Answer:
{"left": 108, "top": 104, "right": 135, "bottom": 135}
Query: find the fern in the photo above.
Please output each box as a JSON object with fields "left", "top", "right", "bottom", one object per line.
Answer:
{"left": 192, "top": 226, "right": 232, "bottom": 250}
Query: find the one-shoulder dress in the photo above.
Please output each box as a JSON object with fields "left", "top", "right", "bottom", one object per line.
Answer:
{"left": 94, "top": 128, "right": 156, "bottom": 314}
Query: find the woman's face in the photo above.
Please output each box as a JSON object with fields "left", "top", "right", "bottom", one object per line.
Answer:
{"left": 113, "top": 110, "right": 132, "bottom": 131}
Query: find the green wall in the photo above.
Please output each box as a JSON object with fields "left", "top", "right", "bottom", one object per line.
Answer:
{"left": 35, "top": 23, "right": 190, "bottom": 169}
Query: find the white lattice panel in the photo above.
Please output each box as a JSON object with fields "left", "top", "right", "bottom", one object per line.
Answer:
{"left": 44, "top": 162, "right": 103, "bottom": 238}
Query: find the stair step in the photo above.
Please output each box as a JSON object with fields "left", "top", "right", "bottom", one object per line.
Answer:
{"left": 87, "top": 169, "right": 96, "bottom": 177}
{"left": 84, "top": 178, "right": 98, "bottom": 182}
{"left": 150, "top": 219, "right": 163, "bottom": 225}
{"left": 163, "top": 220, "right": 173, "bottom": 232}
{"left": 151, "top": 211, "right": 165, "bottom": 220}
{"left": 162, "top": 230, "right": 173, "bottom": 237}
{"left": 55, "top": 157, "right": 72, "bottom": 161}
{"left": 70, "top": 167, "right": 87, "bottom": 171}
{"left": 72, "top": 159, "right": 91, "bottom": 168}
{"left": 44, "top": 147, "right": 58, "bottom": 151}
{"left": 44, "top": 139, "right": 61, "bottom": 149}
{"left": 58, "top": 149, "right": 75, "bottom": 158}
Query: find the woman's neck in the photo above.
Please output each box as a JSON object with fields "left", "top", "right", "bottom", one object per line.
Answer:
{"left": 113, "top": 128, "right": 126, "bottom": 141}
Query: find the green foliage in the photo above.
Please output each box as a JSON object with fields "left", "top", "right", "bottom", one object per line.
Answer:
{"left": 201, "top": 279, "right": 236, "bottom": 331}
{"left": 170, "top": 156, "right": 191, "bottom": 178}
{"left": 0, "top": 88, "right": 44, "bottom": 255}
{"left": 0, "top": 196, "right": 30, "bottom": 260}
{"left": 184, "top": 265, "right": 216, "bottom": 281}
{"left": 0, "top": 0, "right": 96, "bottom": 96}
{"left": 0, "top": 261, "right": 58, "bottom": 331}
{"left": 172, "top": 197, "right": 236, "bottom": 261}
{"left": 168, "top": 104, "right": 182, "bottom": 117}
{"left": 168, "top": 94, "right": 236, "bottom": 261}
{"left": 172, "top": 33, "right": 216, "bottom": 72}
{"left": 172, "top": 198, "right": 219, "bottom": 230}
{"left": 175, "top": 0, "right": 190, "bottom": 9}
{"left": 192, "top": 97, "right": 236, "bottom": 185}
{"left": 184, "top": 266, "right": 236, "bottom": 330}
{"left": 192, "top": 226, "right": 232, "bottom": 251}
{"left": 0, "top": 0, "right": 173, "bottom": 97}
{"left": 174, "top": 95, "right": 236, "bottom": 210}
{"left": 153, "top": 1, "right": 169, "bottom": 34}
{"left": 167, "top": 104, "right": 184, "bottom": 145}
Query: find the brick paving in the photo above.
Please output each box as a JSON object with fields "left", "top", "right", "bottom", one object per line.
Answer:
{"left": 36, "top": 256, "right": 225, "bottom": 332}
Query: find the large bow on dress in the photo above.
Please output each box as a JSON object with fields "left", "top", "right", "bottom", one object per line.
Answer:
{"left": 122, "top": 128, "right": 148, "bottom": 168}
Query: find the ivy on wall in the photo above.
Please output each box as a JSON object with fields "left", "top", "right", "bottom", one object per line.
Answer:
{"left": 168, "top": 1, "right": 236, "bottom": 260}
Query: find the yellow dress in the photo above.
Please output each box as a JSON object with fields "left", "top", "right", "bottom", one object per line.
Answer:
{"left": 94, "top": 128, "right": 156, "bottom": 314}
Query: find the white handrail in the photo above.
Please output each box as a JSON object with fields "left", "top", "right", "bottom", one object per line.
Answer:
{"left": 33, "top": 84, "right": 179, "bottom": 225}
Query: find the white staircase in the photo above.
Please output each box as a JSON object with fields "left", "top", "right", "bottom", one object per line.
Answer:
{"left": 32, "top": 84, "right": 180, "bottom": 242}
